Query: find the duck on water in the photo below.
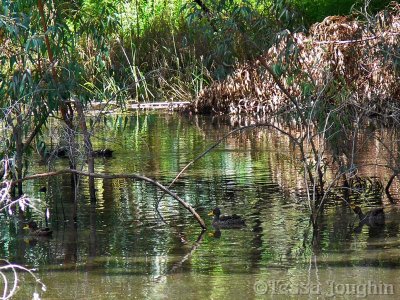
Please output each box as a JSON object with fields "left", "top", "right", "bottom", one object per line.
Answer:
{"left": 24, "top": 220, "right": 53, "bottom": 237}
{"left": 353, "top": 206, "right": 385, "bottom": 234}
{"left": 353, "top": 206, "right": 385, "bottom": 227}
{"left": 208, "top": 207, "right": 246, "bottom": 228}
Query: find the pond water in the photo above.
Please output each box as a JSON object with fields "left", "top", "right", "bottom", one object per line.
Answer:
{"left": 2, "top": 113, "right": 400, "bottom": 299}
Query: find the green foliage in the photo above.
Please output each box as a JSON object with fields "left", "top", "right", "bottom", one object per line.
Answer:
{"left": 109, "top": 0, "right": 278, "bottom": 103}
{"left": 287, "top": 0, "right": 393, "bottom": 25}
{"left": 0, "top": 0, "right": 118, "bottom": 185}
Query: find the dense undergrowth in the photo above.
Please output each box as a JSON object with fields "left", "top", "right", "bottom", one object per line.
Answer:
{"left": 0, "top": 0, "right": 393, "bottom": 109}
{"left": 110, "top": 0, "right": 394, "bottom": 102}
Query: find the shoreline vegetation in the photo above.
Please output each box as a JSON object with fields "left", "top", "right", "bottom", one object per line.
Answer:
{"left": 88, "top": 0, "right": 400, "bottom": 117}
{"left": 80, "top": 2, "right": 400, "bottom": 119}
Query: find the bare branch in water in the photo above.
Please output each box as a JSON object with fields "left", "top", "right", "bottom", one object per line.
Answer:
{"left": 9, "top": 169, "right": 206, "bottom": 229}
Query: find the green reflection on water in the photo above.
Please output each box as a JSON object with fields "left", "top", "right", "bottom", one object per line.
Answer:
{"left": 2, "top": 113, "right": 400, "bottom": 299}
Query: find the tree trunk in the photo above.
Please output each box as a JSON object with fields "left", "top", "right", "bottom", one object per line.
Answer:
{"left": 74, "top": 101, "right": 96, "bottom": 202}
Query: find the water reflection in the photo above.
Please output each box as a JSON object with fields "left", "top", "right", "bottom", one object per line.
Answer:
{"left": 3, "top": 113, "right": 400, "bottom": 299}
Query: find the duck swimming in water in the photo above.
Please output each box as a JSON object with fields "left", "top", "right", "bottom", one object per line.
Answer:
{"left": 208, "top": 207, "right": 245, "bottom": 228}
{"left": 24, "top": 220, "right": 53, "bottom": 237}
{"left": 353, "top": 206, "right": 385, "bottom": 228}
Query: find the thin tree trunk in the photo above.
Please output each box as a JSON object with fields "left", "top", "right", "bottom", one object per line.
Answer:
{"left": 7, "top": 111, "right": 23, "bottom": 197}
{"left": 74, "top": 101, "right": 96, "bottom": 202}
{"left": 37, "top": 0, "right": 77, "bottom": 192}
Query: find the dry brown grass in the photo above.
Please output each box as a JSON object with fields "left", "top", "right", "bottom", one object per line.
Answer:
{"left": 193, "top": 2, "right": 400, "bottom": 115}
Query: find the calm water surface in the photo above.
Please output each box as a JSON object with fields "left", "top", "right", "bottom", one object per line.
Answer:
{"left": 2, "top": 113, "right": 400, "bottom": 299}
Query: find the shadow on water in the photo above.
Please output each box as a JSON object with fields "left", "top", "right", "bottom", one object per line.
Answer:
{"left": 3, "top": 113, "right": 400, "bottom": 299}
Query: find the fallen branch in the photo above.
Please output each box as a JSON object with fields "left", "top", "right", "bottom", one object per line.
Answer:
{"left": 10, "top": 169, "right": 206, "bottom": 229}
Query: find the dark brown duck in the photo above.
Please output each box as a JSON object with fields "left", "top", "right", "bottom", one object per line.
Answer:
{"left": 208, "top": 207, "right": 246, "bottom": 228}
{"left": 24, "top": 220, "right": 53, "bottom": 237}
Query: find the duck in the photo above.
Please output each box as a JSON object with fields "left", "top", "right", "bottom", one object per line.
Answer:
{"left": 24, "top": 220, "right": 53, "bottom": 237}
{"left": 353, "top": 206, "right": 385, "bottom": 227}
{"left": 208, "top": 207, "right": 245, "bottom": 228}
{"left": 93, "top": 149, "right": 114, "bottom": 157}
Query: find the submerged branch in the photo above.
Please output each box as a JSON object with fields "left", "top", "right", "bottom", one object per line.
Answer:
{"left": 167, "top": 230, "right": 205, "bottom": 274}
{"left": 10, "top": 169, "right": 206, "bottom": 229}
